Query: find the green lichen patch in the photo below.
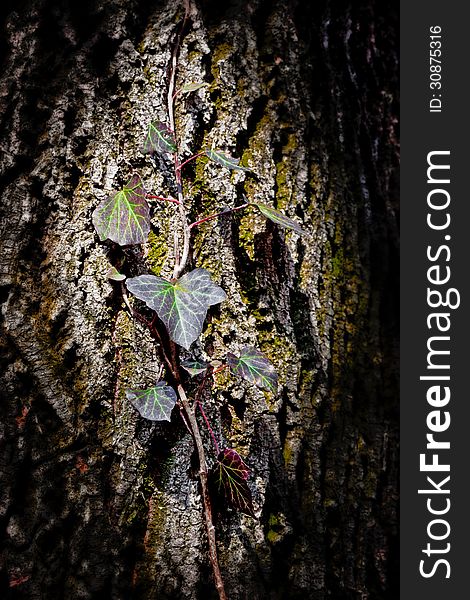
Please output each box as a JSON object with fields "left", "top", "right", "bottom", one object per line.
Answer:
{"left": 256, "top": 324, "right": 295, "bottom": 385}
{"left": 192, "top": 227, "right": 224, "bottom": 278}
{"left": 113, "top": 311, "right": 140, "bottom": 394}
{"left": 275, "top": 159, "right": 292, "bottom": 212}
{"left": 146, "top": 230, "right": 169, "bottom": 275}
{"left": 307, "top": 162, "right": 326, "bottom": 215}
{"left": 210, "top": 43, "right": 234, "bottom": 79}
{"left": 238, "top": 211, "right": 256, "bottom": 260}
{"left": 266, "top": 512, "right": 291, "bottom": 545}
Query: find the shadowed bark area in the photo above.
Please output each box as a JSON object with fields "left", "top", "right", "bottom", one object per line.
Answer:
{"left": 0, "top": 0, "right": 398, "bottom": 598}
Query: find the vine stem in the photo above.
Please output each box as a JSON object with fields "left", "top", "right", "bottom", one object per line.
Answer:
{"left": 121, "top": 284, "right": 177, "bottom": 376}
{"left": 195, "top": 368, "right": 220, "bottom": 455}
{"left": 176, "top": 151, "right": 205, "bottom": 171}
{"left": 167, "top": 0, "right": 191, "bottom": 280}
{"left": 165, "top": 3, "right": 227, "bottom": 599}
{"left": 146, "top": 194, "right": 182, "bottom": 205}
{"left": 196, "top": 400, "right": 220, "bottom": 455}
{"left": 189, "top": 203, "right": 250, "bottom": 229}
{"left": 177, "top": 383, "right": 227, "bottom": 600}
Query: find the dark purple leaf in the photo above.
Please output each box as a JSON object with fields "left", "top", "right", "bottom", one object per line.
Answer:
{"left": 227, "top": 346, "right": 278, "bottom": 392}
{"left": 142, "top": 121, "right": 177, "bottom": 155}
{"left": 126, "top": 382, "right": 177, "bottom": 421}
{"left": 92, "top": 174, "right": 150, "bottom": 246}
{"left": 210, "top": 448, "right": 255, "bottom": 517}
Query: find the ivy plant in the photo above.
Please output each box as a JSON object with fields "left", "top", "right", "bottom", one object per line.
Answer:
{"left": 91, "top": 2, "right": 305, "bottom": 598}
{"left": 126, "top": 269, "right": 227, "bottom": 350}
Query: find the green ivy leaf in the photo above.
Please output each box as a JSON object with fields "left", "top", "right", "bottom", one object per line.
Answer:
{"left": 92, "top": 175, "right": 150, "bottom": 246}
{"left": 142, "top": 121, "right": 177, "bottom": 155}
{"left": 210, "top": 448, "right": 255, "bottom": 517}
{"left": 106, "top": 266, "right": 126, "bottom": 281}
{"left": 181, "top": 82, "right": 207, "bottom": 93}
{"left": 181, "top": 359, "right": 209, "bottom": 376}
{"left": 126, "top": 268, "right": 227, "bottom": 350}
{"left": 126, "top": 382, "right": 177, "bottom": 421}
{"left": 253, "top": 202, "right": 305, "bottom": 235}
{"left": 227, "top": 346, "right": 278, "bottom": 392}
{"left": 205, "top": 149, "right": 250, "bottom": 171}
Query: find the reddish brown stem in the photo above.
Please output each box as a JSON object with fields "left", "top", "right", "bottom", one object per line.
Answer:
{"left": 194, "top": 368, "right": 220, "bottom": 454}
{"left": 178, "top": 403, "right": 193, "bottom": 435}
{"left": 121, "top": 284, "right": 176, "bottom": 378}
{"left": 189, "top": 203, "right": 250, "bottom": 229}
{"left": 196, "top": 401, "right": 220, "bottom": 455}
{"left": 213, "top": 363, "right": 228, "bottom": 375}
{"left": 176, "top": 151, "right": 205, "bottom": 171}
{"left": 176, "top": 384, "right": 227, "bottom": 600}
{"left": 162, "top": 3, "right": 227, "bottom": 598}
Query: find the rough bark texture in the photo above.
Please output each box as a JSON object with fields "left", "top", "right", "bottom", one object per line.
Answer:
{"left": 0, "top": 0, "right": 398, "bottom": 598}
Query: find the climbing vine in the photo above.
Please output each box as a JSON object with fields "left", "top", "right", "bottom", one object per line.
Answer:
{"left": 92, "top": 2, "right": 305, "bottom": 598}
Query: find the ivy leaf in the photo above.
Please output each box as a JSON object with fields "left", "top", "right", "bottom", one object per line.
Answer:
{"left": 142, "top": 121, "right": 177, "bottom": 155}
{"left": 210, "top": 448, "right": 255, "bottom": 517}
{"left": 92, "top": 175, "right": 150, "bottom": 246}
{"left": 181, "top": 82, "right": 207, "bottom": 93}
{"left": 181, "top": 359, "right": 209, "bottom": 376}
{"left": 106, "top": 266, "right": 126, "bottom": 281}
{"left": 126, "top": 382, "right": 177, "bottom": 421}
{"left": 253, "top": 202, "right": 305, "bottom": 235}
{"left": 205, "top": 149, "right": 250, "bottom": 172}
{"left": 126, "top": 268, "right": 227, "bottom": 350}
{"left": 227, "top": 346, "right": 278, "bottom": 392}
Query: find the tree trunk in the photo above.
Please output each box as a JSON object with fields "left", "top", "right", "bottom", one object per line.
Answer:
{"left": 0, "top": 0, "right": 398, "bottom": 598}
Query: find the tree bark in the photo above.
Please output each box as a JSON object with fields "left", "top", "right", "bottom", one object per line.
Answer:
{"left": 0, "top": 0, "right": 398, "bottom": 598}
